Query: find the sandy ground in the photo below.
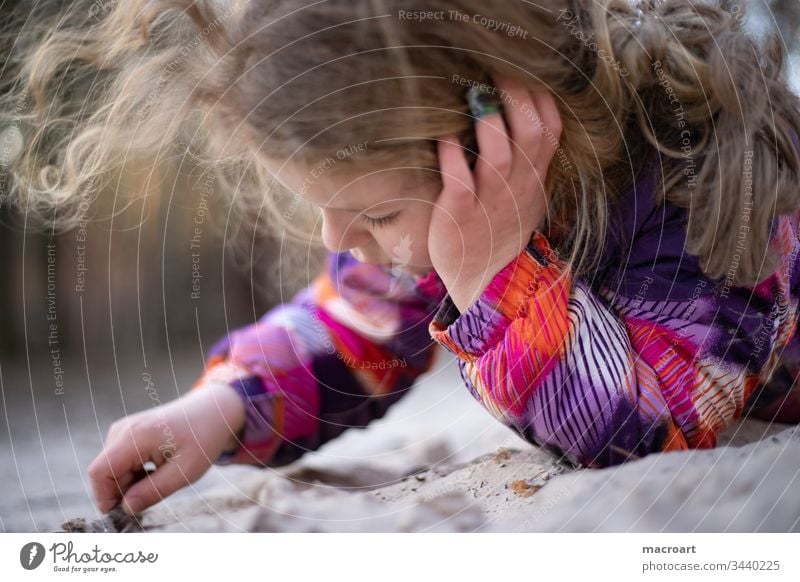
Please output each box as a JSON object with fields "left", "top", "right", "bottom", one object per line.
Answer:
{"left": 128, "top": 416, "right": 798, "bottom": 533}
{"left": 3, "top": 347, "right": 799, "bottom": 533}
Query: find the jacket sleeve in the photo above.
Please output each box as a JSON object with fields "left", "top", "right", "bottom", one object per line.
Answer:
{"left": 191, "top": 250, "right": 447, "bottom": 466}
{"left": 742, "top": 122, "right": 800, "bottom": 422}
{"left": 428, "top": 211, "right": 800, "bottom": 469}
{"left": 742, "top": 211, "right": 800, "bottom": 424}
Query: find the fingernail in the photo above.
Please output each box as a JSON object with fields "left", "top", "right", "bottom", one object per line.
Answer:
{"left": 122, "top": 496, "right": 141, "bottom": 515}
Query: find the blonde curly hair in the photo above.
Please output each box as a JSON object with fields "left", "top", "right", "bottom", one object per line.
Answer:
{"left": 2, "top": 0, "right": 800, "bottom": 285}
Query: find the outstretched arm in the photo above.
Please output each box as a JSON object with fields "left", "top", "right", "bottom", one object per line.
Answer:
{"left": 192, "top": 249, "right": 447, "bottom": 466}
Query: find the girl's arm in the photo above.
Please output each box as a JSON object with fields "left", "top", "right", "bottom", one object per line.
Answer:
{"left": 429, "top": 212, "right": 800, "bottom": 468}
{"left": 191, "top": 250, "right": 446, "bottom": 466}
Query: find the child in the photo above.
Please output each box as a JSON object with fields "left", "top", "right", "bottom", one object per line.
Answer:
{"left": 4, "top": 0, "right": 800, "bottom": 517}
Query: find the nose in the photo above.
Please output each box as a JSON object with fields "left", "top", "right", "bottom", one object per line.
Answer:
{"left": 320, "top": 210, "right": 371, "bottom": 253}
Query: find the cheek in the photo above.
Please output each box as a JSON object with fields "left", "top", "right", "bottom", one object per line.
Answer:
{"left": 379, "top": 216, "right": 432, "bottom": 266}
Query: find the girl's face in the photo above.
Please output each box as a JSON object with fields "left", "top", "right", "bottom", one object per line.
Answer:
{"left": 263, "top": 157, "right": 439, "bottom": 276}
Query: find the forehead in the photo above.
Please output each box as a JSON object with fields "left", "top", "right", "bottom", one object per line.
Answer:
{"left": 263, "top": 156, "right": 436, "bottom": 211}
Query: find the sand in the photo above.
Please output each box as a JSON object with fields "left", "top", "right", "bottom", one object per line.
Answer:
{"left": 57, "top": 353, "right": 800, "bottom": 533}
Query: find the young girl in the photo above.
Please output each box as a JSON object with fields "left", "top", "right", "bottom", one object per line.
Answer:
{"left": 5, "top": 0, "right": 800, "bottom": 518}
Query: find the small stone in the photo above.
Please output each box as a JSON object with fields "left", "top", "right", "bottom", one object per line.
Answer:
{"left": 60, "top": 506, "right": 144, "bottom": 533}
{"left": 492, "top": 447, "right": 512, "bottom": 463}
{"left": 510, "top": 480, "right": 542, "bottom": 498}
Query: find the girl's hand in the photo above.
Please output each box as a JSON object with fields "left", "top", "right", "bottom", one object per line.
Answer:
{"left": 87, "top": 382, "right": 246, "bottom": 516}
{"left": 429, "top": 76, "right": 563, "bottom": 312}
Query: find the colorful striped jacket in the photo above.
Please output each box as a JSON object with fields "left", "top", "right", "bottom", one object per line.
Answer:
{"left": 192, "top": 153, "right": 800, "bottom": 469}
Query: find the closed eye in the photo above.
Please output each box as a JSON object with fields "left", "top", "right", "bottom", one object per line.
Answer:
{"left": 361, "top": 211, "right": 400, "bottom": 229}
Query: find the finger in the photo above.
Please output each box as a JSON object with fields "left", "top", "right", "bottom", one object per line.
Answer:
{"left": 88, "top": 433, "right": 153, "bottom": 513}
{"left": 121, "top": 460, "right": 192, "bottom": 515}
{"left": 437, "top": 135, "right": 475, "bottom": 214}
{"left": 493, "top": 76, "right": 544, "bottom": 170}
{"left": 88, "top": 425, "right": 161, "bottom": 511}
{"left": 472, "top": 108, "right": 513, "bottom": 190}
{"left": 104, "top": 421, "right": 123, "bottom": 444}
{"left": 529, "top": 87, "right": 563, "bottom": 174}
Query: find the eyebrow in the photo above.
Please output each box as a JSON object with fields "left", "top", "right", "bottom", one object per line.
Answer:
{"left": 322, "top": 205, "right": 364, "bottom": 212}
{"left": 317, "top": 172, "right": 437, "bottom": 212}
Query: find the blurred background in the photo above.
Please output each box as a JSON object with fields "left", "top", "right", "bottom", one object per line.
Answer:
{"left": 1, "top": 0, "right": 799, "bottom": 532}
{"left": 0, "top": 0, "right": 328, "bottom": 531}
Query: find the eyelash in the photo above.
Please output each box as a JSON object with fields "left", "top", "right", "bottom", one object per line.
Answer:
{"left": 361, "top": 211, "right": 400, "bottom": 228}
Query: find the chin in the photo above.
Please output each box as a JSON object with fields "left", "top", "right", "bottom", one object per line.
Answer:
{"left": 397, "top": 264, "right": 434, "bottom": 276}
{"left": 350, "top": 252, "right": 432, "bottom": 276}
